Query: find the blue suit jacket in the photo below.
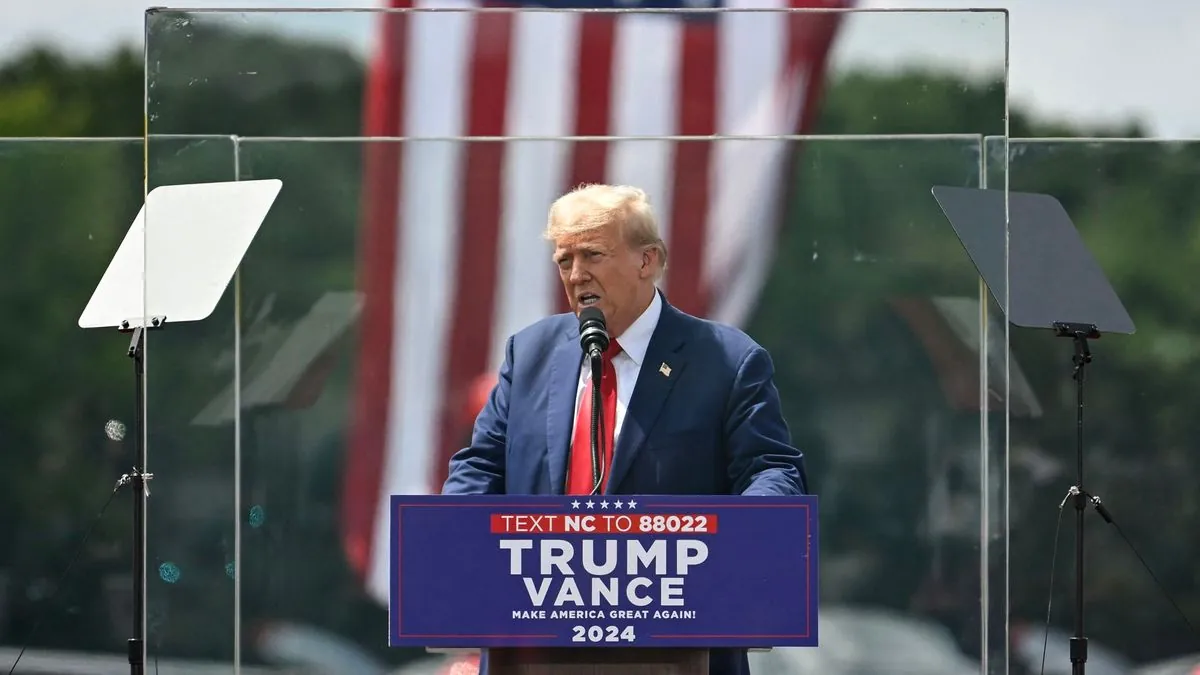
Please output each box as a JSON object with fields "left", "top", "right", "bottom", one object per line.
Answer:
{"left": 442, "top": 294, "right": 807, "bottom": 675}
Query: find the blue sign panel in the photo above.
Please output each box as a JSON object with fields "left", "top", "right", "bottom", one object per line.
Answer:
{"left": 388, "top": 494, "right": 818, "bottom": 649}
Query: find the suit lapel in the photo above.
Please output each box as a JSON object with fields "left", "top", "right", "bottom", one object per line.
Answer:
{"left": 605, "top": 301, "right": 689, "bottom": 494}
{"left": 546, "top": 327, "right": 581, "bottom": 495}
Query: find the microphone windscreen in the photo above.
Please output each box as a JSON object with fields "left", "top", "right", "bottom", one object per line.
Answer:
{"left": 578, "top": 307, "right": 609, "bottom": 355}
{"left": 578, "top": 307, "right": 605, "bottom": 328}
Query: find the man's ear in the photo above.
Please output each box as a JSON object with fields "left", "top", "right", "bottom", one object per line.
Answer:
{"left": 640, "top": 250, "right": 654, "bottom": 278}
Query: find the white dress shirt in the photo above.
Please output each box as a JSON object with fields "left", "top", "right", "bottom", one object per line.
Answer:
{"left": 570, "top": 290, "right": 663, "bottom": 446}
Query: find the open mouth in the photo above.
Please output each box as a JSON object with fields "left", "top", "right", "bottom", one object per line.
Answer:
{"left": 578, "top": 293, "right": 600, "bottom": 307}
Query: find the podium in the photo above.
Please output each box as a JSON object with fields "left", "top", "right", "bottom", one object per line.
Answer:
{"left": 389, "top": 495, "right": 819, "bottom": 674}
{"left": 487, "top": 645, "right": 708, "bottom": 675}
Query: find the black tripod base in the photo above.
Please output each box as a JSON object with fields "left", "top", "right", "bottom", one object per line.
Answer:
{"left": 128, "top": 638, "right": 144, "bottom": 675}
{"left": 1070, "top": 636, "right": 1087, "bottom": 674}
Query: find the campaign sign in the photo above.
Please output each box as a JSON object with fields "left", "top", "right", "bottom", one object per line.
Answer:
{"left": 388, "top": 494, "right": 817, "bottom": 649}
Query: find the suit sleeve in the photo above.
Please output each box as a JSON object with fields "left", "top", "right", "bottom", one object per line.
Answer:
{"left": 724, "top": 345, "right": 808, "bottom": 496}
{"left": 441, "top": 336, "right": 512, "bottom": 495}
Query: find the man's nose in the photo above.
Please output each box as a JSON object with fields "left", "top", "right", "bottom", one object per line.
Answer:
{"left": 567, "top": 260, "right": 590, "bottom": 284}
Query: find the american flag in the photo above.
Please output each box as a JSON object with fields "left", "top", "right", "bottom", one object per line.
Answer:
{"left": 342, "top": 0, "right": 850, "bottom": 605}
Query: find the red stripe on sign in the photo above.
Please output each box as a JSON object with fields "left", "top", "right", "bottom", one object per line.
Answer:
{"left": 432, "top": 11, "right": 515, "bottom": 491}
{"left": 555, "top": 14, "right": 617, "bottom": 315}
{"left": 343, "top": 1, "right": 410, "bottom": 584}
{"left": 665, "top": 19, "right": 717, "bottom": 318}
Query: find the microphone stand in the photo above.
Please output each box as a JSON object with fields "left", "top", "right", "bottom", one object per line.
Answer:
{"left": 577, "top": 307, "right": 610, "bottom": 496}
{"left": 588, "top": 349, "right": 604, "bottom": 495}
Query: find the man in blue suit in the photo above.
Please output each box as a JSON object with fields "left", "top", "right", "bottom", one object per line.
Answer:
{"left": 442, "top": 183, "right": 806, "bottom": 675}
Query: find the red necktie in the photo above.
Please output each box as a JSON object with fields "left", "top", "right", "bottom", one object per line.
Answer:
{"left": 566, "top": 340, "right": 622, "bottom": 494}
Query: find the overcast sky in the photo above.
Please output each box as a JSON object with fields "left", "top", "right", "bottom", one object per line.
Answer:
{"left": 3, "top": 0, "right": 1197, "bottom": 137}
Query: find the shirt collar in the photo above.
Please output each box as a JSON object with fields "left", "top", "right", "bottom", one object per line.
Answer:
{"left": 613, "top": 289, "right": 662, "bottom": 368}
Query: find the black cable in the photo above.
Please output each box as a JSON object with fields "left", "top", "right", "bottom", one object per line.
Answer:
{"left": 593, "top": 397, "right": 607, "bottom": 495}
{"left": 589, "top": 352, "right": 603, "bottom": 495}
{"left": 1038, "top": 493, "right": 1069, "bottom": 675}
{"left": 7, "top": 483, "right": 121, "bottom": 675}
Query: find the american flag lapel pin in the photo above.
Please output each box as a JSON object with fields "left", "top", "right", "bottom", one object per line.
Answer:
{"left": 659, "top": 362, "right": 671, "bottom": 377}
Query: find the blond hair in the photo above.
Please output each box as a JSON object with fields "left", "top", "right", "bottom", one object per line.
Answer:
{"left": 544, "top": 183, "right": 669, "bottom": 276}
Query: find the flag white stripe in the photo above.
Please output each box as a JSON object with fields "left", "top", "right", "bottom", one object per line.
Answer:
{"left": 491, "top": 11, "right": 580, "bottom": 372}
{"left": 371, "top": 0, "right": 475, "bottom": 600}
{"left": 707, "top": 0, "right": 796, "bottom": 326}
{"left": 607, "top": 14, "right": 681, "bottom": 290}
{"left": 711, "top": 66, "right": 811, "bottom": 328}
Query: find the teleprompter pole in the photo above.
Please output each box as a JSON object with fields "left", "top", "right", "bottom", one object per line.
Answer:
{"left": 116, "top": 316, "right": 164, "bottom": 675}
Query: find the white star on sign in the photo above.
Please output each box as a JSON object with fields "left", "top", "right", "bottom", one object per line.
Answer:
{"left": 627, "top": 499, "right": 638, "bottom": 509}
{"left": 600, "top": 500, "right": 609, "bottom": 509}
{"left": 585, "top": 500, "right": 595, "bottom": 509}
{"left": 614, "top": 500, "right": 624, "bottom": 509}
{"left": 570, "top": 500, "right": 581, "bottom": 509}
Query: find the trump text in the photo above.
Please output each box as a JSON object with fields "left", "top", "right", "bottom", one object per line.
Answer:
{"left": 499, "top": 538, "right": 709, "bottom": 609}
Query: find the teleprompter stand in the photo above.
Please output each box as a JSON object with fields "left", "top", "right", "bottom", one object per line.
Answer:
{"left": 78, "top": 179, "right": 282, "bottom": 674}
{"left": 114, "top": 315, "right": 162, "bottom": 675}
{"left": 931, "top": 186, "right": 1135, "bottom": 675}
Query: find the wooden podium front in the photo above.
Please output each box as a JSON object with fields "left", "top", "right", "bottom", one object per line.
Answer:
{"left": 488, "top": 647, "right": 709, "bottom": 675}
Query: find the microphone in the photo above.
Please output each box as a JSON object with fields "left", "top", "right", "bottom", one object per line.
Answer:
{"left": 577, "top": 306, "right": 609, "bottom": 495}
{"left": 578, "top": 307, "right": 610, "bottom": 360}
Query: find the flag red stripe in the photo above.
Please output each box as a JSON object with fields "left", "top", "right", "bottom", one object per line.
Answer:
{"left": 764, "top": 0, "right": 845, "bottom": 253}
{"left": 556, "top": 14, "right": 617, "bottom": 314}
{"left": 664, "top": 19, "right": 717, "bottom": 317}
{"left": 789, "top": 1, "right": 843, "bottom": 135}
{"left": 702, "top": 2, "right": 847, "bottom": 297}
{"left": 431, "top": 11, "right": 515, "bottom": 491}
{"left": 342, "top": 3, "right": 409, "bottom": 583}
